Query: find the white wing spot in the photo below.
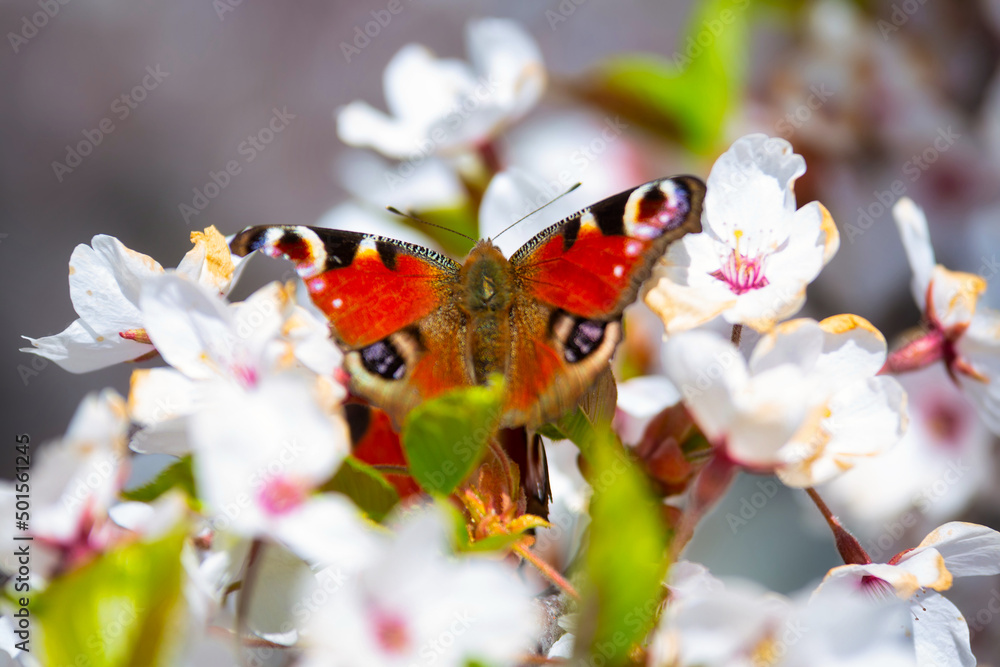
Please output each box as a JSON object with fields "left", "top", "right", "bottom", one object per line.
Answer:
{"left": 332, "top": 298, "right": 343, "bottom": 309}
{"left": 625, "top": 241, "right": 642, "bottom": 257}
{"left": 613, "top": 265, "right": 625, "bottom": 278}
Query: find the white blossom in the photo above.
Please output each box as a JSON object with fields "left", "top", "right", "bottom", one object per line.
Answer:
{"left": 647, "top": 134, "right": 839, "bottom": 333}
{"left": 21, "top": 227, "right": 245, "bottom": 373}
{"left": 664, "top": 314, "right": 908, "bottom": 486}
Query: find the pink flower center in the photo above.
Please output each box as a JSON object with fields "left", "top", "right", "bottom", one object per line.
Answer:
{"left": 859, "top": 574, "right": 895, "bottom": 600}
{"left": 924, "top": 399, "right": 967, "bottom": 448}
{"left": 372, "top": 609, "right": 411, "bottom": 655}
{"left": 711, "top": 247, "right": 770, "bottom": 295}
{"left": 256, "top": 475, "right": 306, "bottom": 516}
{"left": 232, "top": 363, "right": 259, "bottom": 389}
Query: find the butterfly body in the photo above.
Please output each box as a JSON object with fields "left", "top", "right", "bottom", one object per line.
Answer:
{"left": 231, "top": 176, "right": 705, "bottom": 429}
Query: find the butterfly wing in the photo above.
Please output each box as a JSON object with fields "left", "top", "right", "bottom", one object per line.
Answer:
{"left": 230, "top": 226, "right": 472, "bottom": 425}
{"left": 505, "top": 176, "right": 705, "bottom": 426}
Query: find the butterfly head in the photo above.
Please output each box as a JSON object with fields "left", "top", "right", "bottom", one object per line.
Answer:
{"left": 461, "top": 241, "right": 513, "bottom": 314}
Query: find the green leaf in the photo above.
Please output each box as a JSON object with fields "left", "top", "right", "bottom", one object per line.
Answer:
{"left": 36, "top": 530, "right": 187, "bottom": 667}
{"left": 121, "top": 456, "right": 196, "bottom": 503}
{"left": 577, "top": 429, "right": 669, "bottom": 665}
{"left": 582, "top": 0, "right": 751, "bottom": 154}
{"left": 320, "top": 457, "right": 399, "bottom": 522}
{"left": 401, "top": 379, "right": 504, "bottom": 495}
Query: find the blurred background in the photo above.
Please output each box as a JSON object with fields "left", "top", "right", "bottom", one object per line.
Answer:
{"left": 4, "top": 0, "right": 1000, "bottom": 660}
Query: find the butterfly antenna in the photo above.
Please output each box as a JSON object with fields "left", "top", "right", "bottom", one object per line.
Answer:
{"left": 385, "top": 206, "right": 475, "bottom": 242}
{"left": 492, "top": 182, "right": 582, "bottom": 241}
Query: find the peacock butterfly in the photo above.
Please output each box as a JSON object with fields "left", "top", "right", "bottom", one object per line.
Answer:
{"left": 230, "top": 176, "right": 705, "bottom": 430}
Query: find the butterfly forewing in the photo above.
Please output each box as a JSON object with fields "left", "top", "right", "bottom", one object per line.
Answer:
{"left": 510, "top": 176, "right": 704, "bottom": 317}
{"left": 230, "top": 225, "right": 460, "bottom": 348}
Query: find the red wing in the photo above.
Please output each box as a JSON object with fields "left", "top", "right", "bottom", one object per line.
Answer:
{"left": 510, "top": 176, "right": 705, "bottom": 318}
{"left": 230, "top": 226, "right": 460, "bottom": 348}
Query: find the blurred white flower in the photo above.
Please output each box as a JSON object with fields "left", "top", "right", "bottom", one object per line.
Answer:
{"left": 614, "top": 375, "right": 682, "bottom": 447}
{"left": 648, "top": 561, "right": 916, "bottom": 667}
{"left": 822, "top": 364, "right": 994, "bottom": 538}
{"left": 0, "top": 616, "right": 41, "bottom": 667}
{"left": 337, "top": 18, "right": 544, "bottom": 160}
{"left": 20, "top": 226, "right": 245, "bottom": 373}
{"left": 298, "top": 507, "right": 539, "bottom": 667}
{"left": 819, "top": 522, "right": 1000, "bottom": 667}
{"left": 126, "top": 276, "right": 343, "bottom": 455}
{"left": 889, "top": 197, "right": 1000, "bottom": 434}
{"left": 191, "top": 375, "right": 351, "bottom": 546}
{"left": 646, "top": 134, "right": 839, "bottom": 333}
{"left": 334, "top": 150, "right": 468, "bottom": 215}
{"left": 664, "top": 314, "right": 908, "bottom": 487}
{"left": 0, "top": 390, "right": 128, "bottom": 578}
{"left": 530, "top": 438, "right": 590, "bottom": 584}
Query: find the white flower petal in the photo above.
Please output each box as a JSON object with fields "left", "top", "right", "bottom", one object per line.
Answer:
{"left": 663, "top": 331, "right": 745, "bottom": 443}
{"left": 479, "top": 169, "right": 554, "bottom": 256}
{"left": 273, "top": 495, "right": 381, "bottom": 570}
{"left": 893, "top": 197, "right": 937, "bottom": 309}
{"left": 750, "top": 318, "right": 826, "bottom": 379}
{"left": 141, "top": 275, "right": 237, "bottom": 381}
{"left": 21, "top": 320, "right": 153, "bottom": 373}
{"left": 192, "top": 373, "right": 349, "bottom": 535}
{"left": 815, "top": 314, "right": 889, "bottom": 383}
{"left": 30, "top": 390, "right": 128, "bottom": 543}
{"left": 336, "top": 100, "right": 423, "bottom": 160}
{"left": 383, "top": 44, "right": 476, "bottom": 123}
{"left": 175, "top": 226, "right": 242, "bottom": 296}
{"left": 912, "top": 522, "right": 1000, "bottom": 577}
{"left": 127, "top": 368, "right": 198, "bottom": 427}
{"left": 779, "top": 375, "right": 908, "bottom": 487}
{"left": 70, "top": 235, "right": 162, "bottom": 331}
{"left": 910, "top": 593, "right": 975, "bottom": 667}
{"left": 335, "top": 151, "right": 466, "bottom": 212}
{"left": 955, "top": 307, "right": 1000, "bottom": 433}
{"left": 316, "top": 200, "right": 441, "bottom": 249}
{"left": 615, "top": 375, "right": 681, "bottom": 445}
{"left": 465, "top": 18, "right": 545, "bottom": 120}
{"left": 928, "top": 266, "right": 986, "bottom": 332}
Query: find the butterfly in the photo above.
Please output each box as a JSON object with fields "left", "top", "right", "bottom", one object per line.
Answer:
{"left": 230, "top": 176, "right": 705, "bottom": 431}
